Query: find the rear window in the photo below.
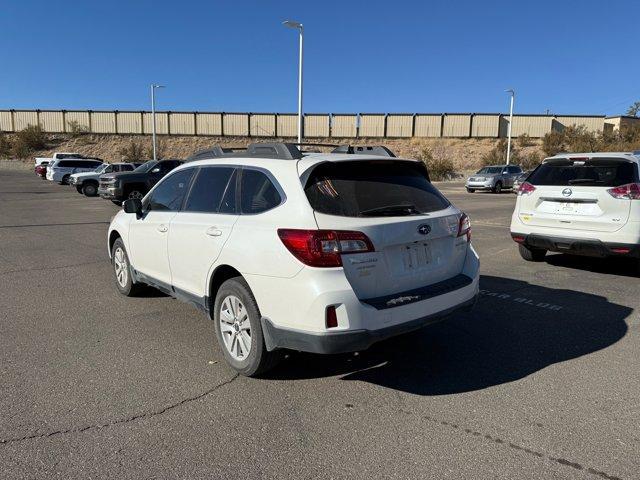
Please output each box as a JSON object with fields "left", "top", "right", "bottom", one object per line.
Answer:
{"left": 304, "top": 161, "right": 450, "bottom": 217}
{"left": 527, "top": 158, "right": 638, "bottom": 187}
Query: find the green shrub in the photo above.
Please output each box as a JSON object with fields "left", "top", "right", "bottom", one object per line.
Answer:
{"left": 67, "top": 120, "right": 89, "bottom": 137}
{"left": 119, "top": 140, "right": 146, "bottom": 162}
{"left": 0, "top": 134, "right": 11, "bottom": 158}
{"left": 520, "top": 151, "right": 542, "bottom": 170}
{"left": 13, "top": 124, "right": 47, "bottom": 154}
{"left": 542, "top": 130, "right": 565, "bottom": 156}
{"left": 418, "top": 145, "right": 456, "bottom": 181}
{"left": 517, "top": 133, "right": 534, "bottom": 148}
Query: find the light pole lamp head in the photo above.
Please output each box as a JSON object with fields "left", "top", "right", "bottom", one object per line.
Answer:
{"left": 152, "top": 84, "right": 166, "bottom": 89}
{"left": 283, "top": 20, "right": 303, "bottom": 30}
{"left": 505, "top": 88, "right": 515, "bottom": 96}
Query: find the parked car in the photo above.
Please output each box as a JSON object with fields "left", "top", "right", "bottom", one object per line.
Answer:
{"left": 107, "top": 143, "right": 480, "bottom": 376}
{"left": 34, "top": 161, "right": 49, "bottom": 178}
{"left": 510, "top": 152, "right": 640, "bottom": 273}
{"left": 46, "top": 158, "right": 104, "bottom": 184}
{"left": 511, "top": 170, "right": 533, "bottom": 193}
{"left": 466, "top": 165, "right": 523, "bottom": 193}
{"left": 69, "top": 162, "right": 140, "bottom": 196}
{"left": 98, "top": 159, "right": 183, "bottom": 205}
{"left": 35, "top": 152, "right": 83, "bottom": 167}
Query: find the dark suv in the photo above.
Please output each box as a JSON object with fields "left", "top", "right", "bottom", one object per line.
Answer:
{"left": 98, "top": 160, "right": 183, "bottom": 205}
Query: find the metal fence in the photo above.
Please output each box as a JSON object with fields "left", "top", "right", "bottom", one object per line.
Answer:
{"left": 0, "top": 109, "right": 608, "bottom": 139}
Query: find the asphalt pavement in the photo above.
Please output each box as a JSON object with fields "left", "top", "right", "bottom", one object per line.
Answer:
{"left": 1, "top": 170, "right": 638, "bottom": 479}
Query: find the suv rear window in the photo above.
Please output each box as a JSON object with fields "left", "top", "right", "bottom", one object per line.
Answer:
{"left": 527, "top": 158, "right": 638, "bottom": 187}
{"left": 304, "top": 161, "right": 449, "bottom": 217}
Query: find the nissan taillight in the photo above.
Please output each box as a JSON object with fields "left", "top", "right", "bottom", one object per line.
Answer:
{"left": 518, "top": 182, "right": 536, "bottom": 196}
{"left": 277, "top": 229, "right": 374, "bottom": 267}
{"left": 607, "top": 183, "right": 640, "bottom": 200}
{"left": 457, "top": 213, "right": 471, "bottom": 241}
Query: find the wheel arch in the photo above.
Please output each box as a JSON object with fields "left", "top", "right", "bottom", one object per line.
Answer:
{"left": 208, "top": 265, "right": 243, "bottom": 317}
{"left": 108, "top": 229, "right": 122, "bottom": 258}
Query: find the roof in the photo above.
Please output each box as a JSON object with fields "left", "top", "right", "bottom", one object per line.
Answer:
{"left": 546, "top": 152, "right": 640, "bottom": 161}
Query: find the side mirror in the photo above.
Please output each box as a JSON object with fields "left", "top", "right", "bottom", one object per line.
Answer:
{"left": 123, "top": 198, "right": 143, "bottom": 217}
{"left": 151, "top": 167, "right": 161, "bottom": 173}
{"left": 502, "top": 170, "right": 509, "bottom": 175}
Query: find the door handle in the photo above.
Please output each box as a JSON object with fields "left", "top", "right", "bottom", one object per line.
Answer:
{"left": 206, "top": 227, "right": 223, "bottom": 237}
{"left": 157, "top": 224, "right": 168, "bottom": 233}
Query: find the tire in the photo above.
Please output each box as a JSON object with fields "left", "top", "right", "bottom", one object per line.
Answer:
{"left": 82, "top": 182, "right": 98, "bottom": 197}
{"left": 111, "top": 238, "right": 143, "bottom": 296}
{"left": 518, "top": 243, "right": 546, "bottom": 262}
{"left": 213, "top": 277, "right": 280, "bottom": 377}
{"left": 75, "top": 186, "right": 83, "bottom": 194}
{"left": 466, "top": 188, "right": 475, "bottom": 193}
{"left": 127, "top": 189, "right": 144, "bottom": 200}
{"left": 493, "top": 181, "right": 502, "bottom": 194}
{"left": 61, "top": 174, "right": 70, "bottom": 185}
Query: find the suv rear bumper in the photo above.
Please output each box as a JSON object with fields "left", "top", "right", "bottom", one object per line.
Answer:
{"left": 261, "top": 295, "right": 477, "bottom": 354}
{"left": 512, "top": 232, "right": 640, "bottom": 258}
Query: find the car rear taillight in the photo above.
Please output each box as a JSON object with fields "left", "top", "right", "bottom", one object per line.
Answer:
{"left": 607, "top": 183, "right": 640, "bottom": 200}
{"left": 518, "top": 182, "right": 536, "bottom": 195}
{"left": 277, "top": 229, "right": 374, "bottom": 268}
{"left": 457, "top": 213, "right": 471, "bottom": 241}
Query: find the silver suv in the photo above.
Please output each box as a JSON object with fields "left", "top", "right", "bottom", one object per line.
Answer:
{"left": 466, "top": 165, "right": 523, "bottom": 193}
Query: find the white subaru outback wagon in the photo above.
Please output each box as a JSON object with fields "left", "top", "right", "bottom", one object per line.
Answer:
{"left": 510, "top": 152, "right": 640, "bottom": 272}
{"left": 107, "top": 143, "right": 480, "bottom": 376}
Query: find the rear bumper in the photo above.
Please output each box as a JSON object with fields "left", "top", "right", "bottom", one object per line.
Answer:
{"left": 261, "top": 294, "right": 477, "bottom": 354}
{"left": 511, "top": 232, "right": 640, "bottom": 258}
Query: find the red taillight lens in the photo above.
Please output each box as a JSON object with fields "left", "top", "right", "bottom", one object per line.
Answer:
{"left": 277, "top": 229, "right": 375, "bottom": 267}
{"left": 607, "top": 183, "right": 640, "bottom": 200}
{"left": 512, "top": 235, "right": 525, "bottom": 243}
{"left": 457, "top": 213, "right": 471, "bottom": 241}
{"left": 518, "top": 182, "right": 536, "bottom": 195}
{"left": 326, "top": 305, "right": 338, "bottom": 328}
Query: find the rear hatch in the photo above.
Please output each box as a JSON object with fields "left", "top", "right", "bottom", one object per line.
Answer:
{"left": 517, "top": 156, "right": 637, "bottom": 233}
{"left": 302, "top": 159, "right": 468, "bottom": 300}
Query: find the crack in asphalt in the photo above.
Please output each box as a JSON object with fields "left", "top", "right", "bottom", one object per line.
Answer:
{"left": 399, "top": 408, "right": 624, "bottom": 480}
{"left": 0, "top": 374, "right": 239, "bottom": 446}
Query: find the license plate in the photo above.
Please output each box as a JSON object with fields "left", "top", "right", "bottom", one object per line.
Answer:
{"left": 402, "top": 243, "right": 431, "bottom": 271}
{"left": 559, "top": 202, "right": 575, "bottom": 212}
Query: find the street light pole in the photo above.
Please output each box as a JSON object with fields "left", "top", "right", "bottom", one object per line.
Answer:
{"left": 150, "top": 84, "right": 165, "bottom": 161}
{"left": 283, "top": 20, "right": 303, "bottom": 144}
{"left": 505, "top": 89, "right": 515, "bottom": 165}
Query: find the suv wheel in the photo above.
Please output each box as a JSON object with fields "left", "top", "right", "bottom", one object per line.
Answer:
{"left": 75, "top": 186, "right": 83, "bottom": 194}
{"left": 466, "top": 188, "right": 475, "bottom": 193}
{"left": 518, "top": 243, "right": 546, "bottom": 262}
{"left": 61, "top": 174, "right": 70, "bottom": 185}
{"left": 128, "top": 190, "right": 144, "bottom": 200}
{"left": 493, "top": 181, "right": 502, "bottom": 194}
{"left": 214, "top": 277, "right": 279, "bottom": 377}
{"left": 111, "top": 238, "right": 143, "bottom": 296}
{"left": 82, "top": 182, "right": 98, "bottom": 197}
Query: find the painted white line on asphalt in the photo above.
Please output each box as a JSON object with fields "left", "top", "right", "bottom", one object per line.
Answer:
{"left": 479, "top": 289, "right": 563, "bottom": 311}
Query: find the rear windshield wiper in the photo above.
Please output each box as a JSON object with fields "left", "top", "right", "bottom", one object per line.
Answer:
{"left": 567, "top": 179, "right": 605, "bottom": 184}
{"left": 359, "top": 204, "right": 424, "bottom": 217}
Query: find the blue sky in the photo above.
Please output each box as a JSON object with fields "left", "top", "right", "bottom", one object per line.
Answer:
{"left": 0, "top": 0, "right": 637, "bottom": 115}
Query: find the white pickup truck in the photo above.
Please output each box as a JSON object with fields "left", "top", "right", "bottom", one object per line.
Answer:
{"left": 34, "top": 152, "right": 83, "bottom": 167}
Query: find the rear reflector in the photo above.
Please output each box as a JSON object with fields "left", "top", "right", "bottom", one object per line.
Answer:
{"left": 607, "top": 183, "right": 640, "bottom": 200}
{"left": 326, "top": 306, "right": 338, "bottom": 328}
{"left": 512, "top": 235, "right": 525, "bottom": 243}
{"left": 611, "top": 247, "right": 631, "bottom": 254}
{"left": 518, "top": 182, "right": 536, "bottom": 196}
{"left": 277, "top": 229, "right": 374, "bottom": 268}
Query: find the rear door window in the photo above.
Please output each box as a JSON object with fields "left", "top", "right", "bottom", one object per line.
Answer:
{"left": 240, "top": 169, "right": 282, "bottom": 214}
{"left": 304, "top": 160, "right": 449, "bottom": 217}
{"left": 527, "top": 158, "right": 638, "bottom": 187}
{"left": 184, "top": 167, "right": 236, "bottom": 213}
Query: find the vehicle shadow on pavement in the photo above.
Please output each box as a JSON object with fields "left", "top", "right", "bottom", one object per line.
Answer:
{"left": 267, "top": 275, "right": 631, "bottom": 395}
{"left": 545, "top": 253, "right": 639, "bottom": 278}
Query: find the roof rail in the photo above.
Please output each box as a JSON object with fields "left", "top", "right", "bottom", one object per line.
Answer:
{"left": 332, "top": 145, "right": 396, "bottom": 157}
{"left": 186, "top": 143, "right": 303, "bottom": 161}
